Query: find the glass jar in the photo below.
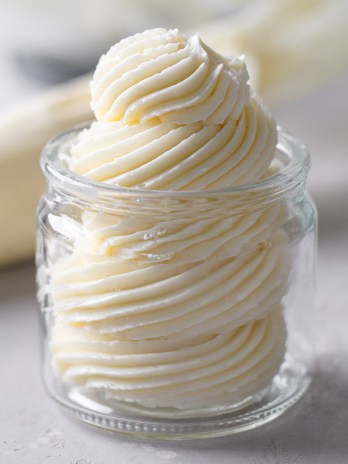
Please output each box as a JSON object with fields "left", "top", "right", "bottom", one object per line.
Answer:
{"left": 36, "top": 126, "right": 317, "bottom": 440}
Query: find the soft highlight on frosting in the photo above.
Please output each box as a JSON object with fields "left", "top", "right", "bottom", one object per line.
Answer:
{"left": 50, "top": 28, "right": 289, "bottom": 411}
{"left": 90, "top": 28, "right": 250, "bottom": 125}
{"left": 51, "top": 310, "right": 286, "bottom": 409}
{"left": 71, "top": 96, "right": 276, "bottom": 189}
{"left": 51, "top": 230, "right": 288, "bottom": 340}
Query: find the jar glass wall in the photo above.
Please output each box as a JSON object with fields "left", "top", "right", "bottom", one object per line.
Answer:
{"left": 36, "top": 127, "right": 317, "bottom": 439}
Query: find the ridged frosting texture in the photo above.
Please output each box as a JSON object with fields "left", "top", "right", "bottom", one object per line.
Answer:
{"left": 49, "top": 28, "right": 289, "bottom": 411}
{"left": 90, "top": 28, "right": 249, "bottom": 125}
{"left": 51, "top": 310, "right": 286, "bottom": 409}
{"left": 50, "top": 225, "right": 289, "bottom": 409}
{"left": 73, "top": 27, "right": 276, "bottom": 189}
{"left": 52, "top": 229, "right": 288, "bottom": 340}
{"left": 70, "top": 96, "right": 276, "bottom": 189}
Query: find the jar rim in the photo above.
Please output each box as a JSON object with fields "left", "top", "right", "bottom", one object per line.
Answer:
{"left": 41, "top": 123, "right": 310, "bottom": 202}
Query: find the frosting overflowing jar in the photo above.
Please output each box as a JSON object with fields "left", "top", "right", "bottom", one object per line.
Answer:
{"left": 36, "top": 28, "right": 317, "bottom": 439}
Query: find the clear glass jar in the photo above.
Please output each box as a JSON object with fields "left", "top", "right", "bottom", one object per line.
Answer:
{"left": 36, "top": 126, "right": 317, "bottom": 440}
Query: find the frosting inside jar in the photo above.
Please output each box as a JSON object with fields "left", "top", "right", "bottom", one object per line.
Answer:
{"left": 50, "top": 28, "right": 289, "bottom": 411}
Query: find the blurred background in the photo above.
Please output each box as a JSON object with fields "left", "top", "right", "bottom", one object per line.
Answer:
{"left": 0, "top": 1, "right": 347, "bottom": 460}
{"left": 0, "top": 0, "right": 347, "bottom": 269}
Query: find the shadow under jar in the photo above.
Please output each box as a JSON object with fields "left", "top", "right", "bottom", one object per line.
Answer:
{"left": 36, "top": 126, "right": 317, "bottom": 440}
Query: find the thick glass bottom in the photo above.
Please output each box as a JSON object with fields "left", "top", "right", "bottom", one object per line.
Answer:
{"left": 44, "top": 359, "right": 311, "bottom": 440}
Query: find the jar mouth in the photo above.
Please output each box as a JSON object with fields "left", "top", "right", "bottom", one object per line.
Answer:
{"left": 41, "top": 123, "right": 310, "bottom": 201}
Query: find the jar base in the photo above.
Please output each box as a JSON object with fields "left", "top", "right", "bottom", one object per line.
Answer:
{"left": 45, "top": 360, "right": 311, "bottom": 440}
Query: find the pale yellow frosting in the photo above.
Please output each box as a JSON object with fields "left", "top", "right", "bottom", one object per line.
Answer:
{"left": 51, "top": 310, "right": 286, "bottom": 409}
{"left": 51, "top": 28, "right": 288, "bottom": 411}
{"left": 70, "top": 97, "right": 276, "bottom": 189}
{"left": 90, "top": 28, "right": 249, "bottom": 125}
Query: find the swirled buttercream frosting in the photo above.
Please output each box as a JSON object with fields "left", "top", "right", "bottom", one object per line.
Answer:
{"left": 90, "top": 28, "right": 249, "bottom": 125}
{"left": 50, "top": 28, "right": 289, "bottom": 411}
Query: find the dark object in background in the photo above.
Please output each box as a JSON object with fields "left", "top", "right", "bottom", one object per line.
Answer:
{"left": 15, "top": 52, "right": 95, "bottom": 85}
